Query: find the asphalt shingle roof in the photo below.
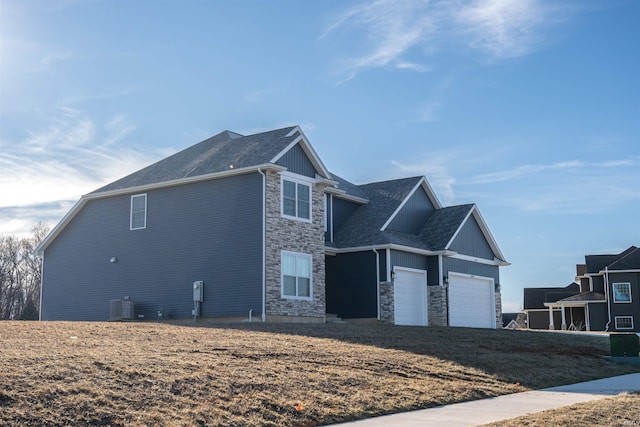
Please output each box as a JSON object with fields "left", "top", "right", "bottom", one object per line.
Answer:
{"left": 558, "top": 292, "right": 606, "bottom": 302}
{"left": 523, "top": 283, "right": 581, "bottom": 309}
{"left": 332, "top": 177, "right": 473, "bottom": 251}
{"left": 584, "top": 246, "right": 639, "bottom": 273}
{"left": 418, "top": 204, "right": 473, "bottom": 250}
{"left": 333, "top": 177, "right": 422, "bottom": 248}
{"left": 329, "top": 173, "right": 368, "bottom": 201}
{"left": 93, "top": 126, "right": 299, "bottom": 193}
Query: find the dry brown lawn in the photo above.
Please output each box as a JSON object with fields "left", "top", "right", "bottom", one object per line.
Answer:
{"left": 1, "top": 321, "right": 638, "bottom": 426}
{"left": 483, "top": 392, "right": 640, "bottom": 427}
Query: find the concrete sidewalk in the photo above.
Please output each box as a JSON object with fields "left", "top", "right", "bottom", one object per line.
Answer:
{"left": 326, "top": 373, "right": 640, "bottom": 427}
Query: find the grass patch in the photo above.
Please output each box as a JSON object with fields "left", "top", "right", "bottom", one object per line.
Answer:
{"left": 483, "top": 392, "right": 640, "bottom": 426}
{"left": 1, "top": 321, "right": 638, "bottom": 426}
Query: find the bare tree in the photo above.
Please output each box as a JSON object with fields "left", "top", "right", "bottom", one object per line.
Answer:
{"left": 0, "top": 223, "right": 50, "bottom": 320}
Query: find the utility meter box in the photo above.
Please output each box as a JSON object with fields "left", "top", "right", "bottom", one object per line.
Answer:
{"left": 193, "top": 281, "right": 204, "bottom": 302}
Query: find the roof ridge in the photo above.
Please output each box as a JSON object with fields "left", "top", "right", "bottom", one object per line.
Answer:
{"left": 606, "top": 246, "right": 640, "bottom": 269}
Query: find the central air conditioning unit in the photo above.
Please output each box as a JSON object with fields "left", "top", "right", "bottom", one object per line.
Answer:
{"left": 109, "top": 298, "right": 135, "bottom": 321}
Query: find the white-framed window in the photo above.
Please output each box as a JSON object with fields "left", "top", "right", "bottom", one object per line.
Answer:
{"left": 615, "top": 316, "right": 634, "bottom": 330}
{"left": 281, "top": 251, "right": 312, "bottom": 299}
{"left": 130, "top": 194, "right": 147, "bottom": 230}
{"left": 281, "top": 174, "right": 312, "bottom": 222}
{"left": 613, "top": 282, "right": 632, "bottom": 303}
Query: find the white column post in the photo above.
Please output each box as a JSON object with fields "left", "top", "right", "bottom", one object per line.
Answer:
{"left": 585, "top": 304, "right": 591, "bottom": 331}
{"left": 548, "top": 305, "right": 555, "bottom": 330}
{"left": 561, "top": 304, "right": 567, "bottom": 330}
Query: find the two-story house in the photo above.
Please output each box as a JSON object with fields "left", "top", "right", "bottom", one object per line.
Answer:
{"left": 524, "top": 246, "right": 640, "bottom": 332}
{"left": 36, "top": 126, "right": 509, "bottom": 328}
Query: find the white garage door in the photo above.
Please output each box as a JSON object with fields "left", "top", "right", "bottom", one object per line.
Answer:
{"left": 394, "top": 268, "right": 428, "bottom": 326}
{"left": 449, "top": 273, "right": 495, "bottom": 329}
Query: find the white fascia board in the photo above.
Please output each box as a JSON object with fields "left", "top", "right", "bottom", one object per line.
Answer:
{"left": 90, "top": 164, "right": 285, "bottom": 199}
{"left": 448, "top": 253, "right": 510, "bottom": 267}
{"left": 326, "top": 243, "right": 452, "bottom": 257}
{"left": 444, "top": 206, "right": 474, "bottom": 251}
{"left": 324, "top": 187, "right": 369, "bottom": 204}
{"left": 544, "top": 300, "right": 606, "bottom": 308}
{"left": 34, "top": 198, "right": 87, "bottom": 257}
{"left": 35, "top": 164, "right": 285, "bottom": 257}
{"left": 420, "top": 176, "right": 442, "bottom": 210}
{"left": 444, "top": 204, "right": 508, "bottom": 264}
{"left": 270, "top": 126, "right": 332, "bottom": 179}
{"left": 316, "top": 176, "right": 339, "bottom": 187}
{"left": 471, "top": 206, "right": 507, "bottom": 262}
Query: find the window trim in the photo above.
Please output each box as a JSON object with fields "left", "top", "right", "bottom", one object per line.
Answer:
{"left": 280, "top": 173, "right": 313, "bottom": 223}
{"left": 281, "top": 250, "right": 313, "bottom": 300}
{"left": 130, "top": 193, "right": 147, "bottom": 230}
{"left": 612, "top": 282, "right": 632, "bottom": 303}
{"left": 614, "top": 316, "right": 634, "bottom": 330}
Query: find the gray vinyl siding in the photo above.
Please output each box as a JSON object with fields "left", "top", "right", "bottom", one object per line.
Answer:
{"left": 391, "top": 250, "right": 428, "bottom": 271}
{"left": 609, "top": 272, "right": 640, "bottom": 332}
{"left": 592, "top": 276, "right": 605, "bottom": 294}
{"left": 332, "top": 197, "right": 360, "bottom": 233}
{"left": 588, "top": 303, "right": 608, "bottom": 331}
{"left": 427, "top": 256, "right": 440, "bottom": 286}
{"left": 390, "top": 251, "right": 441, "bottom": 285}
{"left": 443, "top": 257, "right": 500, "bottom": 286}
{"left": 41, "top": 173, "right": 264, "bottom": 321}
{"left": 387, "top": 188, "right": 435, "bottom": 234}
{"left": 378, "top": 250, "right": 387, "bottom": 281}
{"left": 448, "top": 215, "right": 495, "bottom": 259}
{"left": 276, "top": 143, "right": 316, "bottom": 178}
{"left": 325, "top": 252, "right": 377, "bottom": 319}
{"left": 325, "top": 194, "right": 332, "bottom": 241}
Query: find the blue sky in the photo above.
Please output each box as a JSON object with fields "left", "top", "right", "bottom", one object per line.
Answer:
{"left": 1, "top": 0, "right": 639, "bottom": 313}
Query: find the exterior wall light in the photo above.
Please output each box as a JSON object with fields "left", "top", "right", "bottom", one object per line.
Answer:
{"left": 110, "top": 257, "right": 118, "bottom": 263}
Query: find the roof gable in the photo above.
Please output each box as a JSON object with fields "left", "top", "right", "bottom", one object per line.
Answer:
{"left": 447, "top": 211, "right": 495, "bottom": 259}
{"left": 379, "top": 177, "right": 442, "bottom": 231}
{"left": 270, "top": 127, "right": 331, "bottom": 179}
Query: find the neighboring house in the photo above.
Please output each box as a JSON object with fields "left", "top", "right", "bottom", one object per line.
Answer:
{"left": 523, "top": 283, "right": 582, "bottom": 330}
{"left": 523, "top": 246, "right": 640, "bottom": 332}
{"left": 36, "top": 126, "right": 509, "bottom": 328}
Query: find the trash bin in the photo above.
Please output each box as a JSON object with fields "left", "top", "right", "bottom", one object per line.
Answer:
{"left": 610, "top": 333, "right": 640, "bottom": 357}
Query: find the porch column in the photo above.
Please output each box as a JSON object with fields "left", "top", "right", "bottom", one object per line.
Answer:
{"left": 561, "top": 303, "right": 567, "bottom": 330}
{"left": 585, "top": 304, "right": 591, "bottom": 331}
{"left": 548, "top": 306, "right": 555, "bottom": 330}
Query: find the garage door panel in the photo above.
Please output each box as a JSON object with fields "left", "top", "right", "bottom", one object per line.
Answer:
{"left": 394, "top": 269, "right": 427, "bottom": 326}
{"left": 449, "top": 274, "right": 494, "bottom": 329}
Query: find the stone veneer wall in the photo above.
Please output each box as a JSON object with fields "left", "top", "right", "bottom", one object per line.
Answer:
{"left": 379, "top": 281, "right": 394, "bottom": 323}
{"left": 264, "top": 170, "right": 326, "bottom": 319}
{"left": 428, "top": 285, "right": 448, "bottom": 326}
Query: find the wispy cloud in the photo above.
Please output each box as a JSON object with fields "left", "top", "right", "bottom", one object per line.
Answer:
{"left": 464, "top": 157, "right": 640, "bottom": 214}
{"left": 0, "top": 108, "right": 171, "bottom": 233}
{"left": 322, "top": 0, "right": 564, "bottom": 81}
{"left": 467, "top": 159, "right": 636, "bottom": 185}
{"left": 455, "top": 0, "right": 552, "bottom": 59}
{"left": 390, "top": 151, "right": 640, "bottom": 215}
{"left": 27, "top": 51, "right": 72, "bottom": 72}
